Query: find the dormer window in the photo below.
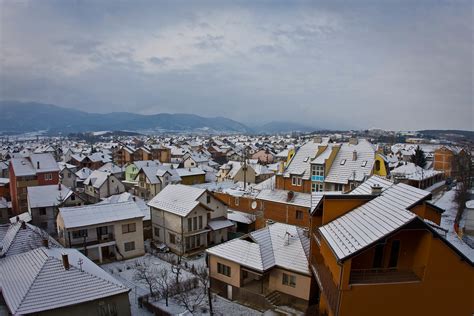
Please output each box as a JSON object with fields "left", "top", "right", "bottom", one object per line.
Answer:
{"left": 340, "top": 159, "right": 346, "bottom": 165}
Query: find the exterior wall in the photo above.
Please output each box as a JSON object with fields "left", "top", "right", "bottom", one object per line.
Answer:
{"left": 37, "top": 171, "right": 60, "bottom": 186}
{"left": 373, "top": 154, "right": 389, "bottom": 176}
{"left": 322, "top": 198, "right": 370, "bottom": 225}
{"left": 233, "top": 167, "right": 256, "bottom": 184}
{"left": 114, "top": 219, "right": 145, "bottom": 259}
{"left": 36, "top": 292, "right": 131, "bottom": 316}
{"left": 433, "top": 147, "right": 454, "bottom": 177}
{"left": 180, "top": 174, "right": 206, "bottom": 185}
{"left": 259, "top": 200, "right": 310, "bottom": 228}
{"left": 339, "top": 235, "right": 473, "bottom": 316}
{"left": 320, "top": 238, "right": 342, "bottom": 287}
{"left": 214, "top": 192, "right": 264, "bottom": 228}
{"left": 411, "top": 204, "right": 442, "bottom": 225}
{"left": 60, "top": 168, "right": 77, "bottom": 189}
{"left": 275, "top": 175, "right": 312, "bottom": 193}
{"left": 268, "top": 268, "right": 311, "bottom": 301}
{"left": 209, "top": 255, "right": 241, "bottom": 288}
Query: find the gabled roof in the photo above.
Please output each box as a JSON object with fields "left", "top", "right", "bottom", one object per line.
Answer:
{"left": 0, "top": 247, "right": 129, "bottom": 315}
{"left": 324, "top": 139, "right": 375, "bottom": 184}
{"left": 257, "top": 189, "right": 311, "bottom": 208}
{"left": 148, "top": 184, "right": 206, "bottom": 217}
{"left": 59, "top": 201, "right": 144, "bottom": 229}
{"left": 27, "top": 184, "right": 74, "bottom": 208}
{"left": 176, "top": 167, "right": 206, "bottom": 177}
{"left": 83, "top": 170, "right": 111, "bottom": 188}
{"left": 0, "top": 222, "right": 62, "bottom": 257}
{"left": 98, "top": 193, "right": 151, "bottom": 221}
{"left": 75, "top": 167, "right": 92, "bottom": 180}
{"left": 283, "top": 138, "right": 329, "bottom": 179}
{"left": 207, "top": 223, "right": 310, "bottom": 275}
{"left": 319, "top": 182, "right": 431, "bottom": 261}
{"left": 30, "top": 153, "right": 60, "bottom": 173}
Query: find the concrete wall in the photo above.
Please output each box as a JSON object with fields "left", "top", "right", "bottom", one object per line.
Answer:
{"left": 268, "top": 268, "right": 311, "bottom": 301}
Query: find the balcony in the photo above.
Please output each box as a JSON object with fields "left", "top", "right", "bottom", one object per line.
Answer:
{"left": 349, "top": 267, "right": 424, "bottom": 285}
{"left": 310, "top": 253, "right": 340, "bottom": 314}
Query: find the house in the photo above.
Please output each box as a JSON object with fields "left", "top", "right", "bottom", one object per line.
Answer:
{"left": 83, "top": 170, "right": 125, "bottom": 203}
{"left": 0, "top": 177, "right": 10, "bottom": 200}
{"left": 0, "top": 247, "right": 131, "bottom": 315}
{"left": 433, "top": 145, "right": 463, "bottom": 177}
{"left": 27, "top": 184, "right": 84, "bottom": 236}
{"left": 251, "top": 149, "right": 274, "bottom": 164}
{"left": 0, "top": 160, "right": 9, "bottom": 178}
{"left": 391, "top": 162, "right": 444, "bottom": 189}
{"left": 0, "top": 220, "right": 61, "bottom": 257}
{"left": 135, "top": 165, "right": 181, "bottom": 200}
{"left": 114, "top": 145, "right": 135, "bottom": 166}
{"left": 308, "top": 176, "right": 471, "bottom": 316}
{"left": 207, "top": 223, "right": 313, "bottom": 312}
{"left": 75, "top": 167, "right": 92, "bottom": 188}
{"left": 218, "top": 161, "right": 273, "bottom": 184}
{"left": 124, "top": 160, "right": 161, "bottom": 184}
{"left": 183, "top": 153, "right": 210, "bottom": 168}
{"left": 9, "top": 153, "right": 60, "bottom": 214}
{"left": 57, "top": 201, "right": 145, "bottom": 263}
{"left": 176, "top": 167, "right": 206, "bottom": 185}
{"left": 99, "top": 162, "right": 125, "bottom": 179}
{"left": 148, "top": 184, "right": 232, "bottom": 255}
{"left": 256, "top": 189, "right": 312, "bottom": 229}
{"left": 58, "top": 162, "right": 78, "bottom": 189}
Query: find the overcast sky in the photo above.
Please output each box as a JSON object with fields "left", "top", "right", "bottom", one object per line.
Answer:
{"left": 0, "top": 0, "right": 472, "bottom": 130}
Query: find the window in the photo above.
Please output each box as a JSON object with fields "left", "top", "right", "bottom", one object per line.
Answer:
{"left": 71, "top": 195, "right": 76, "bottom": 201}
{"left": 193, "top": 217, "right": 197, "bottom": 230}
{"left": 282, "top": 273, "right": 296, "bottom": 287}
{"left": 186, "top": 235, "right": 201, "bottom": 250}
{"left": 312, "top": 183, "right": 324, "bottom": 192}
{"left": 315, "top": 165, "right": 324, "bottom": 176}
{"left": 335, "top": 183, "right": 344, "bottom": 191}
{"left": 361, "top": 160, "right": 367, "bottom": 167}
{"left": 199, "top": 216, "right": 203, "bottom": 229}
{"left": 44, "top": 173, "right": 53, "bottom": 181}
{"left": 169, "top": 233, "right": 176, "bottom": 244}
{"left": 154, "top": 226, "right": 160, "bottom": 237}
{"left": 291, "top": 176, "right": 302, "bottom": 186}
{"left": 39, "top": 208, "right": 47, "bottom": 216}
{"left": 235, "top": 197, "right": 240, "bottom": 206}
{"left": 217, "top": 262, "right": 231, "bottom": 277}
{"left": 188, "top": 218, "right": 193, "bottom": 231}
{"left": 122, "top": 223, "right": 136, "bottom": 234}
{"left": 72, "top": 229, "right": 88, "bottom": 239}
{"left": 375, "top": 160, "right": 381, "bottom": 171}
{"left": 206, "top": 195, "right": 211, "bottom": 204}
{"left": 67, "top": 172, "right": 71, "bottom": 178}
{"left": 388, "top": 240, "right": 400, "bottom": 268}
{"left": 98, "top": 226, "right": 108, "bottom": 236}
{"left": 296, "top": 210, "right": 304, "bottom": 220}
{"left": 124, "top": 241, "right": 135, "bottom": 252}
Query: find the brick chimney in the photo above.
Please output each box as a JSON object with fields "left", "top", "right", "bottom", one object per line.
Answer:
{"left": 42, "top": 238, "right": 49, "bottom": 248}
{"left": 353, "top": 150, "right": 358, "bottom": 161}
{"left": 349, "top": 137, "right": 358, "bottom": 145}
{"left": 287, "top": 191, "right": 294, "bottom": 202}
{"left": 62, "top": 253, "right": 70, "bottom": 270}
{"left": 21, "top": 221, "right": 26, "bottom": 229}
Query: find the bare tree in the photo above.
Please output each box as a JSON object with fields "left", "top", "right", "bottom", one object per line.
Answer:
{"left": 174, "top": 278, "right": 206, "bottom": 314}
{"left": 156, "top": 267, "right": 172, "bottom": 306}
{"left": 133, "top": 260, "right": 158, "bottom": 297}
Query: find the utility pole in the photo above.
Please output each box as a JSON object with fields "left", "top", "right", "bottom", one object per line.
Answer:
{"left": 242, "top": 146, "right": 248, "bottom": 190}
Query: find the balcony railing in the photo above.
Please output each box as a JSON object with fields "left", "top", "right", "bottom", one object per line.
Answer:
{"left": 310, "top": 254, "right": 340, "bottom": 314}
{"left": 349, "top": 267, "right": 424, "bottom": 285}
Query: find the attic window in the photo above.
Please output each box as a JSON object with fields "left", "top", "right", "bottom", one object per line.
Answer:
{"left": 361, "top": 161, "right": 367, "bottom": 167}
{"left": 340, "top": 159, "right": 346, "bottom": 165}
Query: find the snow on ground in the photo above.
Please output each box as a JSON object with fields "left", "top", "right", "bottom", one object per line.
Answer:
{"left": 100, "top": 253, "right": 261, "bottom": 316}
{"left": 434, "top": 188, "right": 474, "bottom": 262}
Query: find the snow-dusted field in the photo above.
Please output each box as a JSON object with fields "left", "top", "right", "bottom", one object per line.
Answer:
{"left": 101, "top": 253, "right": 261, "bottom": 316}
{"left": 434, "top": 188, "right": 474, "bottom": 262}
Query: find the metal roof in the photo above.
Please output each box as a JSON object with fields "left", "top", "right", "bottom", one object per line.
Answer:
{"left": 148, "top": 184, "right": 206, "bottom": 217}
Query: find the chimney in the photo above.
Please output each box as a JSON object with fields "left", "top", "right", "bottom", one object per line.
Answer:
{"left": 62, "top": 253, "right": 70, "bottom": 270}
{"left": 21, "top": 221, "right": 26, "bottom": 229}
{"left": 303, "top": 228, "right": 309, "bottom": 238}
{"left": 371, "top": 184, "right": 382, "bottom": 196}
{"left": 353, "top": 150, "right": 358, "bottom": 161}
{"left": 37, "top": 161, "right": 40, "bottom": 169}
{"left": 58, "top": 182, "right": 62, "bottom": 191}
{"left": 349, "top": 137, "right": 358, "bottom": 145}
{"left": 313, "top": 136, "right": 322, "bottom": 144}
{"left": 42, "top": 238, "right": 49, "bottom": 248}
{"left": 132, "top": 196, "right": 136, "bottom": 201}
{"left": 15, "top": 215, "right": 19, "bottom": 223}
{"left": 287, "top": 190, "right": 294, "bottom": 202}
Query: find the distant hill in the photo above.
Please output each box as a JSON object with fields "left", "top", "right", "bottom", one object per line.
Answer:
{"left": 418, "top": 130, "right": 474, "bottom": 141}
{"left": 255, "top": 121, "right": 317, "bottom": 134}
{"left": 0, "top": 101, "right": 251, "bottom": 134}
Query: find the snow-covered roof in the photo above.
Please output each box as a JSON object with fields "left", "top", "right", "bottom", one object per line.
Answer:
{"left": 59, "top": 201, "right": 144, "bottom": 229}
{"left": 98, "top": 162, "right": 123, "bottom": 174}
{"left": 319, "top": 182, "right": 431, "bottom": 261}
{"left": 176, "top": 167, "right": 206, "bottom": 177}
{"left": 148, "top": 184, "right": 206, "bottom": 217}
{"left": 391, "top": 162, "right": 443, "bottom": 181}
{"left": 10, "top": 157, "right": 36, "bottom": 177}
{"left": 207, "top": 223, "right": 310, "bottom": 275}
{"left": 75, "top": 167, "right": 92, "bottom": 180}
{"left": 0, "top": 222, "right": 62, "bottom": 257}
{"left": 98, "top": 193, "right": 151, "bottom": 221}
{"left": 27, "top": 184, "right": 73, "bottom": 208}
{"left": 257, "top": 189, "right": 311, "bottom": 208}
{"left": 324, "top": 139, "right": 375, "bottom": 184}
{"left": 0, "top": 247, "right": 129, "bottom": 315}
{"left": 349, "top": 175, "right": 394, "bottom": 195}
{"left": 30, "top": 153, "right": 60, "bottom": 173}
{"left": 83, "top": 170, "right": 111, "bottom": 188}
{"left": 283, "top": 138, "right": 329, "bottom": 179}
{"left": 207, "top": 218, "right": 234, "bottom": 231}
{"left": 227, "top": 209, "right": 256, "bottom": 224}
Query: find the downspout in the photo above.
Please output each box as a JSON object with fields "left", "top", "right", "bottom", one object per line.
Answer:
{"left": 336, "top": 262, "right": 344, "bottom": 316}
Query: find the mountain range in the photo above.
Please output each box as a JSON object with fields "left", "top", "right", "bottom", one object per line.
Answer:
{"left": 0, "top": 101, "right": 316, "bottom": 135}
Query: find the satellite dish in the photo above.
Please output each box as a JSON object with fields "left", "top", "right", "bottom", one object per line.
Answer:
{"left": 251, "top": 201, "right": 257, "bottom": 209}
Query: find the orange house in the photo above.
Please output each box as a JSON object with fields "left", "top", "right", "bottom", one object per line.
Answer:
{"left": 433, "top": 146, "right": 462, "bottom": 177}
{"left": 309, "top": 177, "right": 472, "bottom": 316}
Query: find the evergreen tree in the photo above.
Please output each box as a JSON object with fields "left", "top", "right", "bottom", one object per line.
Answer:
{"left": 411, "top": 146, "right": 427, "bottom": 168}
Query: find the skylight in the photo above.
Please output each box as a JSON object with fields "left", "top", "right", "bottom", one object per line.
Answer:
{"left": 340, "top": 159, "right": 346, "bottom": 165}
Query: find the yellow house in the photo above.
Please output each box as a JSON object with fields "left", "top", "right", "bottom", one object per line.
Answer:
{"left": 207, "top": 223, "right": 315, "bottom": 312}
{"left": 309, "top": 176, "right": 473, "bottom": 316}
{"left": 373, "top": 153, "right": 389, "bottom": 176}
